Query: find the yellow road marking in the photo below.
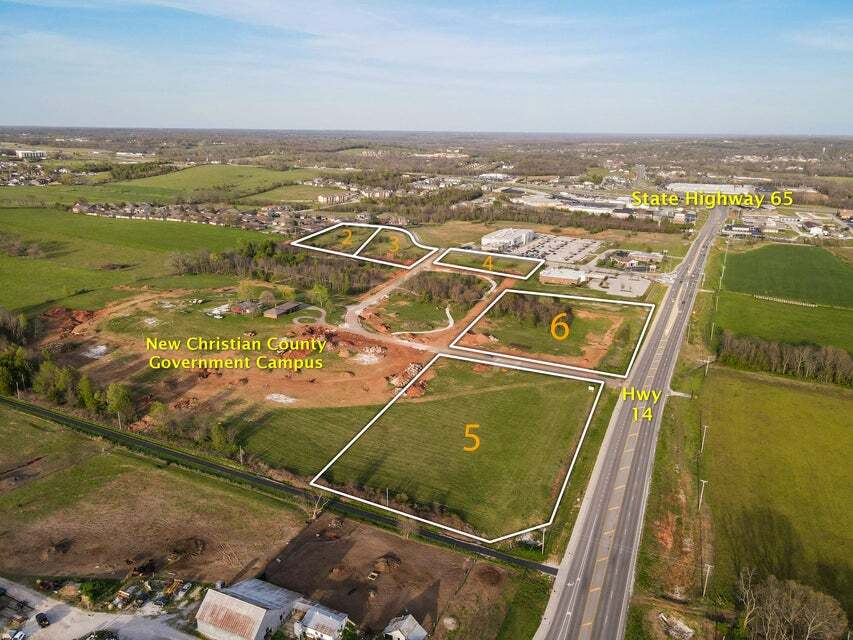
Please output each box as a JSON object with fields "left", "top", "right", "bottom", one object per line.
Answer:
{"left": 596, "top": 556, "right": 609, "bottom": 563}
{"left": 614, "top": 484, "right": 626, "bottom": 490}
{"left": 589, "top": 586, "right": 601, "bottom": 593}
{"left": 608, "top": 505, "right": 620, "bottom": 511}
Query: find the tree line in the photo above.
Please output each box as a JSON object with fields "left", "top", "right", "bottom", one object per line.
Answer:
{"left": 493, "top": 294, "right": 573, "bottom": 328}
{"left": 736, "top": 569, "right": 847, "bottom": 640}
{"left": 407, "top": 272, "right": 487, "bottom": 307}
{"left": 109, "top": 161, "right": 175, "bottom": 181}
{"left": 169, "top": 239, "right": 391, "bottom": 298}
{"left": 717, "top": 331, "right": 853, "bottom": 386}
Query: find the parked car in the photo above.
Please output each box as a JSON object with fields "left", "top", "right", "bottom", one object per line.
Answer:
{"left": 36, "top": 612, "right": 50, "bottom": 628}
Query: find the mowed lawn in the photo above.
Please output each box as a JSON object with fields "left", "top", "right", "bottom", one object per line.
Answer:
{"left": 702, "top": 368, "right": 853, "bottom": 615}
{"left": 359, "top": 229, "right": 433, "bottom": 265}
{"left": 723, "top": 244, "right": 853, "bottom": 307}
{"left": 439, "top": 248, "right": 541, "bottom": 277}
{"left": 464, "top": 293, "right": 651, "bottom": 375}
{"left": 0, "top": 208, "right": 259, "bottom": 311}
{"left": 320, "top": 358, "right": 600, "bottom": 539}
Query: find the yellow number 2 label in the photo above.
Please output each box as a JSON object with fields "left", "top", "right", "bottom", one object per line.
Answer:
{"left": 341, "top": 228, "right": 353, "bottom": 246}
{"left": 463, "top": 423, "right": 481, "bottom": 452}
{"left": 550, "top": 312, "right": 571, "bottom": 341}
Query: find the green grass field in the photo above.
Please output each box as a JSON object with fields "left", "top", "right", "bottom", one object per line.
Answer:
{"left": 238, "top": 183, "right": 345, "bottom": 204}
{"left": 0, "top": 208, "right": 261, "bottom": 312}
{"left": 438, "top": 248, "right": 540, "bottom": 277}
{"left": 0, "top": 165, "right": 321, "bottom": 206}
{"left": 715, "top": 290, "right": 853, "bottom": 352}
{"left": 358, "top": 229, "right": 432, "bottom": 265}
{"left": 301, "top": 224, "right": 376, "bottom": 254}
{"left": 462, "top": 292, "right": 650, "bottom": 374}
{"left": 319, "top": 357, "right": 600, "bottom": 539}
{"left": 376, "top": 293, "right": 451, "bottom": 333}
{"left": 723, "top": 244, "right": 853, "bottom": 307}
{"left": 701, "top": 368, "right": 853, "bottom": 616}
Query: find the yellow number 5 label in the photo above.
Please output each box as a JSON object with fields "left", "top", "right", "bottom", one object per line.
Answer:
{"left": 463, "top": 423, "right": 480, "bottom": 452}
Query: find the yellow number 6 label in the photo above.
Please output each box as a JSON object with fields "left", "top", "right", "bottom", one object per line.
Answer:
{"left": 550, "top": 312, "right": 571, "bottom": 341}
{"left": 463, "top": 423, "right": 480, "bottom": 452}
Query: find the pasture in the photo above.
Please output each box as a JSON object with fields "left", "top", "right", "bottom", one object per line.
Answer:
{"left": 0, "top": 165, "right": 320, "bottom": 206}
{"left": 701, "top": 368, "right": 853, "bottom": 616}
{"left": 238, "top": 183, "right": 346, "bottom": 204}
{"left": 0, "top": 208, "right": 260, "bottom": 312}
{"left": 317, "top": 357, "right": 600, "bottom": 540}
{"left": 722, "top": 244, "right": 853, "bottom": 307}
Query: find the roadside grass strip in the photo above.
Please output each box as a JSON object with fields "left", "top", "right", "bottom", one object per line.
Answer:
{"left": 291, "top": 222, "right": 439, "bottom": 268}
{"left": 433, "top": 247, "right": 544, "bottom": 279}
{"left": 310, "top": 353, "right": 604, "bottom": 544}
{"left": 449, "top": 289, "right": 655, "bottom": 379}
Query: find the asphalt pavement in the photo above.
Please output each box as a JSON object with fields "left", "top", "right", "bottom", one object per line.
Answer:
{"left": 536, "top": 207, "right": 727, "bottom": 640}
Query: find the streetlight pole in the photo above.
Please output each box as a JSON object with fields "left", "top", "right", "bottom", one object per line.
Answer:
{"left": 701, "top": 425, "right": 709, "bottom": 453}
{"left": 703, "top": 563, "right": 714, "bottom": 597}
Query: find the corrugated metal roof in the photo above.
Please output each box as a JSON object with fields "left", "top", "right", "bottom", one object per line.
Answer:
{"left": 196, "top": 590, "right": 263, "bottom": 640}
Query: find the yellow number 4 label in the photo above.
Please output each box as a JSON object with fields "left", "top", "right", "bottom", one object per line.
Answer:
{"left": 482, "top": 256, "right": 493, "bottom": 271}
{"left": 464, "top": 423, "right": 480, "bottom": 452}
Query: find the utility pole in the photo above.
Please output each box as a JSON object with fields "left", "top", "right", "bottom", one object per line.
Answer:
{"left": 117, "top": 411, "right": 122, "bottom": 431}
{"left": 701, "top": 425, "right": 709, "bottom": 453}
{"left": 386, "top": 487, "right": 389, "bottom": 507}
{"left": 710, "top": 321, "right": 716, "bottom": 341}
{"left": 698, "top": 479, "right": 708, "bottom": 512}
{"left": 703, "top": 563, "right": 714, "bottom": 597}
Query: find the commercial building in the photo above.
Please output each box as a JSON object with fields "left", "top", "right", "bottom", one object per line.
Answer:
{"left": 667, "top": 182, "right": 755, "bottom": 195}
{"left": 610, "top": 250, "right": 664, "bottom": 272}
{"left": 196, "top": 579, "right": 301, "bottom": 640}
{"left": 538, "top": 266, "right": 588, "bottom": 286}
{"left": 14, "top": 149, "right": 46, "bottom": 160}
{"left": 263, "top": 302, "right": 302, "bottom": 319}
{"left": 480, "top": 228, "right": 535, "bottom": 251}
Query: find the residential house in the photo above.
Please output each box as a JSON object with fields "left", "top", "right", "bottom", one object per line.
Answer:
{"left": 384, "top": 614, "right": 428, "bottom": 640}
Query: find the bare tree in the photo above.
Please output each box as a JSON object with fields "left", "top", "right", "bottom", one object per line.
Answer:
{"left": 398, "top": 518, "right": 418, "bottom": 540}
{"left": 737, "top": 568, "right": 758, "bottom": 636}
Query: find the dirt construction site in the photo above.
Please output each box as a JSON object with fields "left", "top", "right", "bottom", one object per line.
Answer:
{"left": 262, "top": 513, "right": 519, "bottom": 638}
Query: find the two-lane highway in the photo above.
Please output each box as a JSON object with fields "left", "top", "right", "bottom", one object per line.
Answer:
{"left": 537, "top": 207, "right": 727, "bottom": 640}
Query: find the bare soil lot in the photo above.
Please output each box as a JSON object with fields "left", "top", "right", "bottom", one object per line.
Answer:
{"left": 262, "top": 513, "right": 517, "bottom": 636}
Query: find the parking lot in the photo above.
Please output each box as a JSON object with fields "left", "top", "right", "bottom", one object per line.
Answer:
{"left": 511, "top": 234, "right": 603, "bottom": 264}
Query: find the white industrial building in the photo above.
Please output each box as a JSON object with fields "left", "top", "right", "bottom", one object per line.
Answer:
{"left": 666, "top": 182, "right": 755, "bottom": 195}
{"left": 538, "top": 266, "right": 589, "bottom": 286}
{"left": 14, "top": 149, "right": 46, "bottom": 160}
{"left": 480, "top": 228, "right": 535, "bottom": 251}
{"left": 196, "top": 579, "right": 301, "bottom": 640}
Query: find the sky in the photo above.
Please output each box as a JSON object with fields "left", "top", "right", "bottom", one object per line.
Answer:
{"left": 0, "top": 0, "right": 851, "bottom": 134}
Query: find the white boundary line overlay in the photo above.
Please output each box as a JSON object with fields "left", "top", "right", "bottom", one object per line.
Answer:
{"left": 291, "top": 222, "right": 440, "bottom": 269}
{"left": 432, "top": 247, "right": 544, "bottom": 280}
{"left": 310, "top": 352, "right": 605, "bottom": 545}
{"left": 448, "top": 289, "right": 655, "bottom": 380}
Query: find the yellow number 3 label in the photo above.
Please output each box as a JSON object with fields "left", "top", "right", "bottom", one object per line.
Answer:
{"left": 464, "top": 423, "right": 480, "bottom": 452}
